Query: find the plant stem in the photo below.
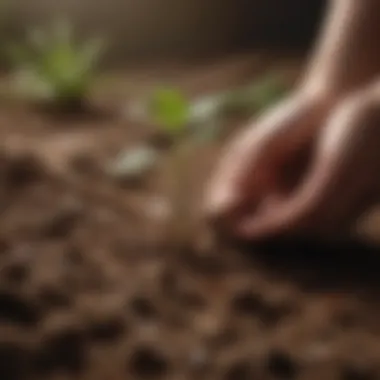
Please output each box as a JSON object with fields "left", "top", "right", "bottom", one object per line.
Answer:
{"left": 165, "top": 138, "right": 195, "bottom": 250}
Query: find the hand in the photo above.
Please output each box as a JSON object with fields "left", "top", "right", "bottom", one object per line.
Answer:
{"left": 204, "top": 90, "right": 330, "bottom": 234}
{"left": 204, "top": 87, "right": 380, "bottom": 241}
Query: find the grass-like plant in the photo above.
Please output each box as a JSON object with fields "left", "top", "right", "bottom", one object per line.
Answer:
{"left": 7, "top": 20, "right": 104, "bottom": 110}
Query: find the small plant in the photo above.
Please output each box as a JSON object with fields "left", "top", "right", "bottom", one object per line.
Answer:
{"left": 7, "top": 20, "right": 105, "bottom": 110}
{"left": 108, "top": 88, "right": 191, "bottom": 185}
{"left": 127, "top": 73, "right": 289, "bottom": 143}
{"left": 149, "top": 87, "right": 190, "bottom": 135}
{"left": 146, "top": 86, "right": 199, "bottom": 248}
{"left": 121, "top": 75, "right": 289, "bottom": 247}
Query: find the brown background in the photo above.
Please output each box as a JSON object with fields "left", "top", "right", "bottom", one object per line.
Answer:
{"left": 3, "top": 0, "right": 326, "bottom": 63}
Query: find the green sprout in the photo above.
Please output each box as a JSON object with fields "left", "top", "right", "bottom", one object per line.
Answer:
{"left": 126, "top": 72, "right": 289, "bottom": 146}
{"left": 114, "top": 74, "right": 289, "bottom": 246}
{"left": 149, "top": 87, "right": 190, "bottom": 135}
{"left": 143, "top": 86, "right": 197, "bottom": 248}
{"left": 142, "top": 75, "right": 288, "bottom": 248}
{"left": 146, "top": 86, "right": 222, "bottom": 143}
{"left": 119, "top": 74, "right": 289, "bottom": 239}
{"left": 7, "top": 19, "right": 105, "bottom": 110}
{"left": 109, "top": 87, "right": 191, "bottom": 186}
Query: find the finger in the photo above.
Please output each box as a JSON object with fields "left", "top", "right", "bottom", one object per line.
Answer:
{"left": 204, "top": 121, "right": 273, "bottom": 221}
{"left": 236, "top": 158, "right": 332, "bottom": 239}
{"left": 204, "top": 94, "right": 322, "bottom": 221}
{"left": 234, "top": 93, "right": 367, "bottom": 239}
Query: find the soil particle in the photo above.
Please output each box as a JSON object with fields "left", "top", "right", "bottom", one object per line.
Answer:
{"left": 2, "top": 259, "right": 30, "bottom": 285}
{"left": 2, "top": 153, "right": 44, "bottom": 190}
{"left": 129, "top": 296, "right": 159, "bottom": 320}
{"left": 33, "top": 327, "right": 88, "bottom": 375}
{"left": 40, "top": 202, "right": 83, "bottom": 239}
{"left": 0, "top": 291, "right": 40, "bottom": 327}
{"left": 37, "top": 285, "right": 72, "bottom": 310}
{"left": 224, "top": 360, "right": 253, "bottom": 380}
{"left": 0, "top": 342, "right": 31, "bottom": 380}
{"left": 341, "top": 365, "right": 376, "bottom": 380}
{"left": 87, "top": 315, "right": 126, "bottom": 343}
{"left": 231, "top": 290, "right": 266, "bottom": 316}
{"left": 231, "top": 289, "right": 292, "bottom": 328}
{"left": 128, "top": 345, "right": 169, "bottom": 378}
{"left": 265, "top": 350, "right": 298, "bottom": 379}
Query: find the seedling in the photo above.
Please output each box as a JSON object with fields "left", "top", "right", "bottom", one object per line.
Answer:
{"left": 125, "top": 76, "right": 289, "bottom": 248}
{"left": 126, "top": 72, "right": 289, "bottom": 143}
{"left": 109, "top": 87, "right": 190, "bottom": 185}
{"left": 7, "top": 19, "right": 105, "bottom": 110}
{"left": 146, "top": 86, "right": 202, "bottom": 248}
{"left": 149, "top": 87, "right": 190, "bottom": 136}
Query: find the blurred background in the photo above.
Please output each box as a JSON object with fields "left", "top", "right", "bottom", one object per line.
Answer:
{"left": 3, "top": 0, "right": 326, "bottom": 63}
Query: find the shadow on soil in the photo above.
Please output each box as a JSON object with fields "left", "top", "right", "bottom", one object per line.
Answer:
{"left": 238, "top": 238, "right": 380, "bottom": 295}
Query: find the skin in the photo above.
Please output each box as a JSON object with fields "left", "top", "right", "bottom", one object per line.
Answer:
{"left": 204, "top": 0, "right": 380, "bottom": 241}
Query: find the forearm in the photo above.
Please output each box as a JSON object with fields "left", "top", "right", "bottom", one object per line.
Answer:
{"left": 301, "top": 0, "right": 380, "bottom": 98}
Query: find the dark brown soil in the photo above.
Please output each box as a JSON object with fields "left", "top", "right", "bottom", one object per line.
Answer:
{"left": 1, "top": 54, "right": 380, "bottom": 380}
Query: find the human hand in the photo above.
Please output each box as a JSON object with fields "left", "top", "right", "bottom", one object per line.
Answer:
{"left": 204, "top": 87, "right": 380, "bottom": 241}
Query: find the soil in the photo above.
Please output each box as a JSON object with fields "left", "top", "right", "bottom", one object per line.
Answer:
{"left": 1, "top": 53, "right": 380, "bottom": 380}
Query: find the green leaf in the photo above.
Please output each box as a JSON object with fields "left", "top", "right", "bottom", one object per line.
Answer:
{"left": 149, "top": 87, "right": 190, "bottom": 134}
{"left": 8, "top": 19, "right": 105, "bottom": 105}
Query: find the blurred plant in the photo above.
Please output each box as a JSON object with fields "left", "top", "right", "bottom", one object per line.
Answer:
{"left": 148, "top": 87, "right": 198, "bottom": 248}
{"left": 149, "top": 87, "right": 190, "bottom": 136}
{"left": 127, "top": 72, "right": 288, "bottom": 143}
{"left": 7, "top": 20, "right": 105, "bottom": 110}
{"left": 147, "top": 76, "right": 288, "bottom": 247}
{"left": 116, "top": 74, "right": 289, "bottom": 246}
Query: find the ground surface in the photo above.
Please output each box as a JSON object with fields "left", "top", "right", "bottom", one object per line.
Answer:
{"left": 1, "top": 54, "right": 380, "bottom": 380}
